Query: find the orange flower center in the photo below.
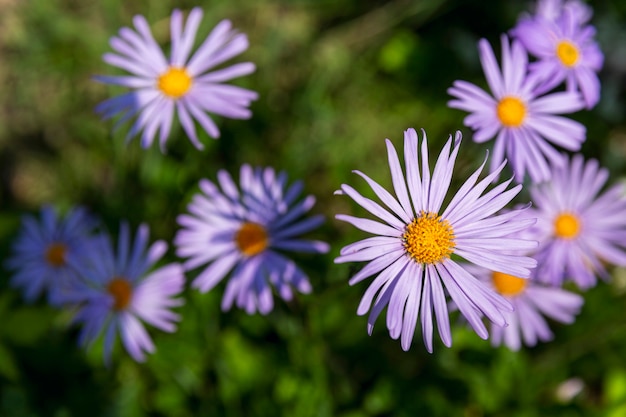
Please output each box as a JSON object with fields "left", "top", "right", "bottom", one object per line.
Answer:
{"left": 45, "top": 242, "right": 67, "bottom": 267}
{"left": 554, "top": 212, "right": 581, "bottom": 239}
{"left": 403, "top": 211, "right": 455, "bottom": 264}
{"left": 497, "top": 96, "right": 526, "bottom": 127}
{"left": 157, "top": 67, "right": 192, "bottom": 99}
{"left": 556, "top": 40, "right": 580, "bottom": 67}
{"left": 235, "top": 222, "right": 269, "bottom": 256}
{"left": 492, "top": 271, "right": 527, "bottom": 296}
{"left": 107, "top": 277, "right": 133, "bottom": 311}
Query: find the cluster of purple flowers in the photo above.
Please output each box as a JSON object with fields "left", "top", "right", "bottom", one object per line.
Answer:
{"left": 337, "top": 0, "right": 626, "bottom": 352}
{"left": 444, "top": 0, "right": 625, "bottom": 350}
{"left": 6, "top": 8, "right": 328, "bottom": 362}
{"left": 5, "top": 0, "right": 626, "bottom": 362}
{"left": 7, "top": 208, "right": 187, "bottom": 362}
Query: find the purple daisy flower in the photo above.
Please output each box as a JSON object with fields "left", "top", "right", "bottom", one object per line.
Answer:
{"left": 334, "top": 128, "right": 538, "bottom": 352}
{"left": 96, "top": 7, "right": 258, "bottom": 151}
{"left": 66, "top": 223, "right": 185, "bottom": 362}
{"left": 466, "top": 264, "right": 583, "bottom": 351}
{"left": 447, "top": 34, "right": 586, "bottom": 183}
{"left": 5, "top": 206, "right": 97, "bottom": 305}
{"left": 175, "top": 165, "right": 330, "bottom": 315}
{"left": 525, "top": 154, "right": 626, "bottom": 289}
{"left": 512, "top": 6, "right": 603, "bottom": 109}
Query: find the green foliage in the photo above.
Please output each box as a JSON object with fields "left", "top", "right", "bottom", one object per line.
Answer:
{"left": 2, "top": 0, "right": 626, "bottom": 416}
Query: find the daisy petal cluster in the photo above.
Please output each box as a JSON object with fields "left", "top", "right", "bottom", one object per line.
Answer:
{"left": 335, "top": 128, "right": 537, "bottom": 352}
{"left": 444, "top": 0, "right": 624, "bottom": 353}
{"left": 175, "top": 164, "right": 329, "bottom": 315}
{"left": 96, "top": 7, "right": 258, "bottom": 151}
{"left": 448, "top": 35, "right": 585, "bottom": 183}
{"left": 534, "top": 0, "right": 592, "bottom": 25}
{"left": 65, "top": 223, "right": 185, "bottom": 362}
{"left": 463, "top": 261, "right": 584, "bottom": 351}
{"left": 5, "top": 206, "right": 98, "bottom": 305}
{"left": 525, "top": 154, "right": 626, "bottom": 289}
{"left": 511, "top": 0, "right": 603, "bottom": 108}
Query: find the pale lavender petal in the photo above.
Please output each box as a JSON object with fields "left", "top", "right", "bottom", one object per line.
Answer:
{"left": 347, "top": 250, "right": 405, "bottom": 286}
{"left": 479, "top": 37, "right": 504, "bottom": 98}
{"left": 352, "top": 170, "right": 412, "bottom": 223}
{"left": 120, "top": 313, "right": 155, "bottom": 362}
{"left": 339, "top": 184, "right": 405, "bottom": 230}
{"left": 195, "top": 62, "right": 256, "bottom": 83}
{"left": 192, "top": 251, "right": 240, "bottom": 293}
{"left": 335, "top": 214, "right": 401, "bottom": 237}
{"left": 404, "top": 128, "right": 424, "bottom": 211}
{"left": 385, "top": 139, "right": 413, "bottom": 217}
{"left": 172, "top": 8, "right": 203, "bottom": 66}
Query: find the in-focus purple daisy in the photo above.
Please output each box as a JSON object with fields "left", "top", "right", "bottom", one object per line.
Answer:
{"left": 525, "top": 154, "right": 626, "bottom": 289}
{"left": 512, "top": 6, "right": 603, "bottom": 109}
{"left": 66, "top": 223, "right": 185, "bottom": 362}
{"left": 5, "top": 206, "right": 97, "bottom": 305}
{"left": 335, "top": 128, "right": 538, "bottom": 352}
{"left": 448, "top": 34, "right": 586, "bottom": 183}
{"left": 96, "top": 7, "right": 258, "bottom": 151}
{"left": 175, "top": 165, "right": 329, "bottom": 315}
{"left": 466, "top": 264, "right": 583, "bottom": 351}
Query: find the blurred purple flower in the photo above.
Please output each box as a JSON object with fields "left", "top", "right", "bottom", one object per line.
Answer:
{"left": 66, "top": 223, "right": 185, "bottom": 363}
{"left": 525, "top": 154, "right": 626, "bottom": 289}
{"left": 448, "top": 35, "right": 586, "bottom": 183}
{"left": 5, "top": 206, "right": 97, "bottom": 305}
{"left": 468, "top": 264, "right": 583, "bottom": 351}
{"left": 175, "top": 165, "right": 329, "bottom": 315}
{"left": 512, "top": 6, "right": 603, "bottom": 108}
{"left": 334, "top": 128, "right": 537, "bottom": 352}
{"left": 96, "top": 7, "right": 258, "bottom": 151}
{"left": 534, "top": 0, "right": 592, "bottom": 25}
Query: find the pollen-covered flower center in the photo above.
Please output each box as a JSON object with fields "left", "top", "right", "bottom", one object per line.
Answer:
{"left": 235, "top": 222, "right": 269, "bottom": 256}
{"left": 157, "top": 67, "right": 192, "bottom": 98}
{"left": 492, "top": 271, "right": 527, "bottom": 296}
{"left": 45, "top": 242, "right": 67, "bottom": 267}
{"left": 497, "top": 96, "right": 526, "bottom": 127}
{"left": 556, "top": 40, "right": 580, "bottom": 67}
{"left": 107, "top": 277, "right": 133, "bottom": 311}
{"left": 554, "top": 212, "right": 581, "bottom": 239}
{"left": 403, "top": 212, "right": 455, "bottom": 264}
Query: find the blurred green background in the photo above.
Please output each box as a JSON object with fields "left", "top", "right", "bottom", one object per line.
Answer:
{"left": 2, "top": 0, "right": 626, "bottom": 416}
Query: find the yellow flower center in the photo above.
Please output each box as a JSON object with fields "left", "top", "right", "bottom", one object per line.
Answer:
{"left": 554, "top": 212, "right": 581, "bottom": 239}
{"left": 157, "top": 67, "right": 192, "bottom": 99}
{"left": 492, "top": 271, "right": 527, "bottom": 297}
{"left": 556, "top": 40, "right": 580, "bottom": 67}
{"left": 403, "top": 212, "right": 455, "bottom": 264}
{"left": 107, "top": 277, "right": 133, "bottom": 311}
{"left": 235, "top": 222, "right": 269, "bottom": 257}
{"left": 45, "top": 242, "right": 67, "bottom": 267}
{"left": 497, "top": 96, "right": 526, "bottom": 127}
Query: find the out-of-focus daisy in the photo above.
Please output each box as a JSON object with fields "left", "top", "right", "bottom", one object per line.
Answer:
{"left": 526, "top": 154, "right": 626, "bottom": 289}
{"left": 534, "top": 0, "right": 592, "bottom": 25}
{"left": 512, "top": 7, "right": 603, "bottom": 109}
{"left": 448, "top": 35, "right": 586, "bottom": 183}
{"left": 467, "top": 264, "right": 583, "bottom": 351}
{"left": 66, "top": 223, "right": 185, "bottom": 363}
{"left": 96, "top": 7, "right": 258, "bottom": 151}
{"left": 334, "top": 128, "right": 537, "bottom": 352}
{"left": 5, "top": 206, "right": 97, "bottom": 305}
{"left": 175, "top": 165, "right": 329, "bottom": 315}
